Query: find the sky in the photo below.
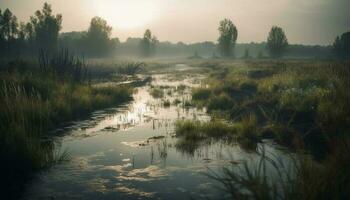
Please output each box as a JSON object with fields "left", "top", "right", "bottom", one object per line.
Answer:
{"left": 1, "top": 0, "right": 349, "bottom": 45}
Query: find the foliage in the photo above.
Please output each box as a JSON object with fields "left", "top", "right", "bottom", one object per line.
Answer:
{"left": 192, "top": 60, "right": 350, "bottom": 158}
{"left": 267, "top": 26, "right": 289, "bottom": 58}
{"left": 218, "top": 19, "right": 238, "bottom": 57}
{"left": 150, "top": 87, "right": 164, "bottom": 98}
{"left": 85, "top": 16, "right": 114, "bottom": 57}
{"left": 30, "top": 2, "right": 62, "bottom": 54}
{"left": 192, "top": 87, "right": 212, "bottom": 100}
{"left": 0, "top": 60, "right": 132, "bottom": 198}
{"left": 140, "top": 29, "right": 158, "bottom": 57}
{"left": 38, "top": 48, "right": 88, "bottom": 82}
{"left": 175, "top": 119, "right": 236, "bottom": 140}
{"left": 208, "top": 142, "right": 350, "bottom": 200}
{"left": 0, "top": 8, "right": 20, "bottom": 56}
{"left": 333, "top": 32, "right": 350, "bottom": 59}
{"left": 115, "top": 62, "right": 145, "bottom": 75}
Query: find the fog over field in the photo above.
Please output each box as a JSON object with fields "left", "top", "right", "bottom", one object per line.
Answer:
{"left": 1, "top": 1, "right": 350, "bottom": 200}
{"left": 1, "top": 0, "right": 350, "bottom": 44}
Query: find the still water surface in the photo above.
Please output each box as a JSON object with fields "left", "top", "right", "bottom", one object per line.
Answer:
{"left": 24, "top": 71, "right": 287, "bottom": 200}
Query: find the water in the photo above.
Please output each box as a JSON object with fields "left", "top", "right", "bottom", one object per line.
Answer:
{"left": 23, "top": 71, "right": 288, "bottom": 200}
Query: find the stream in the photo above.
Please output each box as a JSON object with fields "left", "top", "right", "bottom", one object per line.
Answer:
{"left": 23, "top": 68, "right": 289, "bottom": 200}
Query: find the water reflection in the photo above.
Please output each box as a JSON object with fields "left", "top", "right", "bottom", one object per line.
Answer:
{"left": 24, "top": 72, "right": 288, "bottom": 200}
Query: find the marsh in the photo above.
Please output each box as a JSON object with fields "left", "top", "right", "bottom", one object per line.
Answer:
{"left": 1, "top": 1, "right": 350, "bottom": 199}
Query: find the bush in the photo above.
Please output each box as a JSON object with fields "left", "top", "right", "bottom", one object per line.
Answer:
{"left": 208, "top": 93, "right": 235, "bottom": 111}
{"left": 192, "top": 88, "right": 211, "bottom": 100}
{"left": 150, "top": 88, "right": 164, "bottom": 98}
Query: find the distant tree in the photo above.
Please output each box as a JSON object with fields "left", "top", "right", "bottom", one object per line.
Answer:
{"left": 333, "top": 32, "right": 350, "bottom": 59}
{"left": 0, "top": 8, "right": 19, "bottom": 56}
{"left": 267, "top": 26, "right": 288, "bottom": 58}
{"left": 194, "top": 50, "right": 199, "bottom": 58}
{"left": 151, "top": 35, "right": 159, "bottom": 54}
{"left": 2, "top": 9, "right": 18, "bottom": 40}
{"left": 243, "top": 48, "right": 251, "bottom": 59}
{"left": 257, "top": 50, "right": 264, "bottom": 59}
{"left": 30, "top": 3, "right": 62, "bottom": 54}
{"left": 85, "top": 16, "right": 113, "bottom": 56}
{"left": 218, "top": 19, "right": 238, "bottom": 57}
{"left": 140, "top": 29, "right": 157, "bottom": 57}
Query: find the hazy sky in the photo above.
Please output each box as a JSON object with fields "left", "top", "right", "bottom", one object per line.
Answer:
{"left": 1, "top": 0, "right": 349, "bottom": 45}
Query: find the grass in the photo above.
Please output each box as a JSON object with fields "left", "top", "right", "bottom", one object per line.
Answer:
{"left": 163, "top": 99, "right": 171, "bottom": 107}
{"left": 191, "top": 60, "right": 350, "bottom": 156}
{"left": 236, "top": 114, "right": 259, "bottom": 143}
{"left": 150, "top": 87, "right": 164, "bottom": 98}
{"left": 208, "top": 141, "right": 350, "bottom": 200}
{"left": 175, "top": 119, "right": 236, "bottom": 140}
{"left": 175, "top": 114, "right": 260, "bottom": 150}
{"left": 0, "top": 58, "right": 133, "bottom": 199}
{"left": 192, "top": 87, "right": 211, "bottom": 100}
{"left": 187, "top": 59, "right": 350, "bottom": 199}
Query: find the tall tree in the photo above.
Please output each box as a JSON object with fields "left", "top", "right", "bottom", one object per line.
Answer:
{"left": 30, "top": 3, "right": 62, "bottom": 54}
{"left": 267, "top": 26, "right": 288, "bottom": 58}
{"left": 218, "top": 19, "right": 238, "bottom": 57}
{"left": 333, "top": 32, "right": 350, "bottom": 59}
{"left": 85, "top": 16, "right": 112, "bottom": 57}
{"left": 140, "top": 29, "right": 157, "bottom": 57}
{"left": 0, "top": 8, "right": 19, "bottom": 56}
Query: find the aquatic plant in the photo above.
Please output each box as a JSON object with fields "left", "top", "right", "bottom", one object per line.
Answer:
{"left": 150, "top": 88, "right": 164, "bottom": 98}
{"left": 0, "top": 61, "right": 133, "bottom": 198}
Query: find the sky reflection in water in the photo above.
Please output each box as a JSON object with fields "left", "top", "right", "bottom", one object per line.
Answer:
{"left": 24, "top": 72, "right": 287, "bottom": 200}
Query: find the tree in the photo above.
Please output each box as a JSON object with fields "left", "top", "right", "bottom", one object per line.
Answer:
{"left": 0, "top": 8, "right": 19, "bottom": 56}
{"left": 30, "top": 3, "right": 62, "bottom": 54}
{"left": 218, "top": 19, "right": 238, "bottom": 57}
{"left": 243, "top": 48, "right": 251, "bottom": 59}
{"left": 257, "top": 50, "right": 264, "bottom": 59}
{"left": 140, "top": 29, "right": 157, "bottom": 57}
{"left": 267, "top": 26, "right": 288, "bottom": 58}
{"left": 333, "top": 32, "right": 350, "bottom": 59}
{"left": 85, "top": 16, "right": 113, "bottom": 56}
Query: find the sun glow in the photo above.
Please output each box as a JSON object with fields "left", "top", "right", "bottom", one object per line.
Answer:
{"left": 91, "top": 0, "right": 157, "bottom": 29}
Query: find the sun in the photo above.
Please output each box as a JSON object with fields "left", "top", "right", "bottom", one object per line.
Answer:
{"left": 92, "top": 0, "right": 157, "bottom": 29}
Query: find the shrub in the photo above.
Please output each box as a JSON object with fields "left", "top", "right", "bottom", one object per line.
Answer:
{"left": 150, "top": 88, "right": 164, "bottom": 98}
{"left": 236, "top": 114, "right": 259, "bottom": 143}
{"left": 192, "top": 88, "right": 211, "bottom": 100}
{"left": 208, "top": 93, "right": 235, "bottom": 111}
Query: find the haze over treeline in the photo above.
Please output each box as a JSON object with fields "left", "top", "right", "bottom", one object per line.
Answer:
{"left": 0, "top": 1, "right": 349, "bottom": 59}
{"left": 1, "top": 0, "right": 350, "bottom": 45}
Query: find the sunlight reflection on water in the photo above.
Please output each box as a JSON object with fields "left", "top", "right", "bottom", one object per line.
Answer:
{"left": 24, "top": 72, "right": 288, "bottom": 200}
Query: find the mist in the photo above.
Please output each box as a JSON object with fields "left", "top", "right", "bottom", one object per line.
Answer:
{"left": 1, "top": 1, "right": 350, "bottom": 200}
{"left": 1, "top": 0, "right": 350, "bottom": 45}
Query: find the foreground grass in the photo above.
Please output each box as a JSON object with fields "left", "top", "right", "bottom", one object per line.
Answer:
{"left": 208, "top": 142, "right": 350, "bottom": 200}
{"left": 176, "top": 60, "right": 350, "bottom": 199}
{"left": 0, "top": 70, "right": 132, "bottom": 198}
{"left": 191, "top": 60, "right": 350, "bottom": 156}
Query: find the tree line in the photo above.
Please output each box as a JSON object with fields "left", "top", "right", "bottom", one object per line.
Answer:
{"left": 218, "top": 18, "right": 349, "bottom": 59}
{"left": 217, "top": 18, "right": 288, "bottom": 58}
{"left": 0, "top": 3, "right": 118, "bottom": 58}
{"left": 1, "top": 3, "right": 348, "bottom": 59}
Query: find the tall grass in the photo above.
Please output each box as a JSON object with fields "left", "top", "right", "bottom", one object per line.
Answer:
{"left": 39, "top": 49, "right": 88, "bottom": 82}
{"left": 0, "top": 56, "right": 133, "bottom": 198}
{"left": 175, "top": 119, "right": 237, "bottom": 140}
{"left": 191, "top": 60, "right": 350, "bottom": 199}
{"left": 192, "top": 61, "right": 350, "bottom": 155}
{"left": 208, "top": 141, "right": 350, "bottom": 200}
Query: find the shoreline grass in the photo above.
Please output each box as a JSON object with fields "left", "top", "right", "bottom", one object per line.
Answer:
{"left": 0, "top": 61, "right": 133, "bottom": 199}
{"left": 184, "top": 60, "right": 350, "bottom": 199}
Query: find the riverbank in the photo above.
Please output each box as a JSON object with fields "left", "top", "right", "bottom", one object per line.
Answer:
{"left": 175, "top": 59, "right": 350, "bottom": 199}
{"left": 0, "top": 62, "right": 134, "bottom": 199}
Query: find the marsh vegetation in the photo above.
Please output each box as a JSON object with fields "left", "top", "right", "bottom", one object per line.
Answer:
{"left": 175, "top": 60, "right": 350, "bottom": 199}
{"left": 1, "top": 1, "right": 350, "bottom": 200}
